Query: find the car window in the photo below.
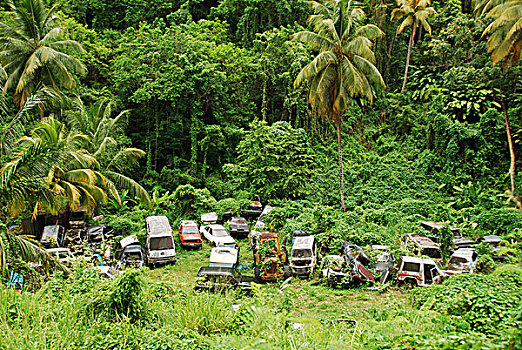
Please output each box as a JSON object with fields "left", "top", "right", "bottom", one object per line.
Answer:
{"left": 213, "top": 229, "right": 228, "bottom": 237}
{"left": 403, "top": 262, "right": 420, "bottom": 272}
{"left": 183, "top": 226, "right": 199, "bottom": 234}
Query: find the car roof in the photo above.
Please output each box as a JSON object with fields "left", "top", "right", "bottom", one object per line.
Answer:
{"left": 46, "top": 248, "right": 70, "bottom": 253}
{"left": 230, "top": 217, "right": 247, "bottom": 222}
{"left": 146, "top": 216, "right": 172, "bottom": 236}
{"left": 206, "top": 224, "right": 227, "bottom": 230}
{"left": 451, "top": 248, "right": 476, "bottom": 259}
{"left": 181, "top": 220, "right": 197, "bottom": 226}
{"left": 406, "top": 233, "right": 440, "bottom": 248}
{"left": 400, "top": 256, "right": 437, "bottom": 264}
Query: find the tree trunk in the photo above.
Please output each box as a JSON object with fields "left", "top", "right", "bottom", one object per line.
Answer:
{"left": 384, "top": 29, "right": 397, "bottom": 81}
{"left": 337, "top": 122, "right": 346, "bottom": 212}
{"left": 401, "top": 24, "right": 416, "bottom": 94}
{"left": 501, "top": 96, "right": 515, "bottom": 193}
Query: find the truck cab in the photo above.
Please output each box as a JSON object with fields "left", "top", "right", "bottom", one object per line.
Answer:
{"left": 397, "top": 256, "right": 445, "bottom": 287}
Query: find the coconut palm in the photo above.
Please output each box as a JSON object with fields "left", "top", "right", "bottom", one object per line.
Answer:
{"left": 479, "top": 0, "right": 522, "bottom": 66}
{"left": 391, "top": 0, "right": 436, "bottom": 93}
{"left": 66, "top": 98, "right": 151, "bottom": 207}
{"left": 0, "top": 226, "right": 66, "bottom": 278}
{"left": 0, "top": 116, "right": 107, "bottom": 218}
{"left": 0, "top": 0, "right": 87, "bottom": 107}
{"left": 292, "top": 0, "right": 385, "bottom": 212}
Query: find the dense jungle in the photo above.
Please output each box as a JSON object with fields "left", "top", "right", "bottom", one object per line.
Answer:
{"left": 0, "top": 0, "right": 521, "bottom": 348}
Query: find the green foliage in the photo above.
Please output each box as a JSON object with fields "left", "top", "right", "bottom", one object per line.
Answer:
{"left": 224, "top": 121, "right": 315, "bottom": 201}
{"left": 413, "top": 267, "right": 522, "bottom": 334}
{"left": 85, "top": 269, "right": 148, "bottom": 322}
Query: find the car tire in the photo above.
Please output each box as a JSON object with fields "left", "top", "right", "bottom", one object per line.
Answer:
{"left": 283, "top": 266, "right": 292, "bottom": 279}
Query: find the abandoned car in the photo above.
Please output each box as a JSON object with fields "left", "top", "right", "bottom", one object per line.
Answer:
{"left": 227, "top": 217, "right": 250, "bottom": 238}
{"left": 396, "top": 256, "right": 445, "bottom": 287}
{"left": 201, "top": 224, "right": 236, "bottom": 246}
{"left": 252, "top": 231, "right": 290, "bottom": 282}
{"left": 178, "top": 220, "right": 203, "bottom": 249}
{"left": 117, "top": 237, "right": 146, "bottom": 269}
{"left": 201, "top": 212, "right": 218, "bottom": 225}
{"left": 85, "top": 224, "right": 113, "bottom": 244}
{"left": 194, "top": 266, "right": 253, "bottom": 294}
{"left": 290, "top": 235, "right": 317, "bottom": 278}
{"left": 321, "top": 253, "right": 373, "bottom": 287}
{"left": 374, "top": 251, "right": 395, "bottom": 284}
{"left": 244, "top": 201, "right": 263, "bottom": 219}
{"left": 209, "top": 245, "right": 239, "bottom": 268}
{"left": 41, "top": 225, "right": 65, "bottom": 247}
{"left": 46, "top": 248, "right": 76, "bottom": 265}
{"left": 145, "top": 216, "right": 177, "bottom": 266}
{"left": 446, "top": 248, "right": 478, "bottom": 275}
{"left": 420, "top": 221, "right": 475, "bottom": 249}
{"left": 401, "top": 233, "right": 442, "bottom": 260}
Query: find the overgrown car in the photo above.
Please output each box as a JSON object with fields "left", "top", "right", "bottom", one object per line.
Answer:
{"left": 118, "top": 244, "right": 146, "bottom": 269}
{"left": 201, "top": 212, "right": 218, "bottom": 225}
{"left": 209, "top": 245, "right": 239, "bottom": 268}
{"left": 401, "top": 233, "right": 442, "bottom": 260}
{"left": 252, "top": 205, "right": 274, "bottom": 236}
{"left": 178, "top": 220, "right": 202, "bottom": 249}
{"left": 420, "top": 221, "right": 475, "bottom": 249}
{"left": 194, "top": 266, "right": 253, "bottom": 295}
{"left": 201, "top": 224, "right": 236, "bottom": 246}
{"left": 321, "top": 255, "right": 349, "bottom": 287}
{"left": 145, "top": 216, "right": 177, "bottom": 266}
{"left": 244, "top": 201, "right": 263, "bottom": 219}
{"left": 41, "top": 225, "right": 65, "bottom": 247}
{"left": 446, "top": 248, "right": 478, "bottom": 275}
{"left": 227, "top": 217, "right": 250, "bottom": 238}
{"left": 85, "top": 224, "right": 113, "bottom": 244}
{"left": 252, "top": 231, "right": 290, "bottom": 282}
{"left": 46, "top": 248, "right": 76, "bottom": 265}
{"left": 290, "top": 235, "right": 316, "bottom": 278}
{"left": 396, "top": 256, "right": 445, "bottom": 287}
{"left": 476, "top": 235, "right": 508, "bottom": 260}
{"left": 374, "top": 250, "right": 395, "bottom": 284}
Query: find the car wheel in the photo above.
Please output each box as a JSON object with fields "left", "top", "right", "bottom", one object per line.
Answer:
{"left": 283, "top": 266, "right": 292, "bottom": 279}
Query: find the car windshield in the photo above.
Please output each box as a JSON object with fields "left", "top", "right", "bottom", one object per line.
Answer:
{"left": 150, "top": 237, "right": 174, "bottom": 250}
{"left": 292, "top": 249, "right": 312, "bottom": 258}
{"left": 183, "top": 226, "right": 199, "bottom": 234}
{"left": 213, "top": 229, "right": 228, "bottom": 237}
{"left": 126, "top": 252, "right": 143, "bottom": 259}
{"left": 448, "top": 257, "right": 469, "bottom": 268}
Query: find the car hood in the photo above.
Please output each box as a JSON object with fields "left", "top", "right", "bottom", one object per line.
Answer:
{"left": 182, "top": 233, "right": 201, "bottom": 239}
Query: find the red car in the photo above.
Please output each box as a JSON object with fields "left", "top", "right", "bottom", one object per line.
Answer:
{"left": 178, "top": 220, "right": 202, "bottom": 249}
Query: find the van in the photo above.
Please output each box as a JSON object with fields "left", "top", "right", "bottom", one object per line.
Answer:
{"left": 145, "top": 216, "right": 177, "bottom": 266}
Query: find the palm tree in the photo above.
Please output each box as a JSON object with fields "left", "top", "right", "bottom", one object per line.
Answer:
{"left": 292, "top": 0, "right": 385, "bottom": 212}
{"left": 66, "top": 99, "right": 151, "bottom": 207}
{"left": 391, "top": 0, "right": 436, "bottom": 93}
{"left": 479, "top": 0, "right": 522, "bottom": 66}
{"left": 0, "top": 226, "right": 66, "bottom": 278}
{"left": 0, "top": 116, "right": 107, "bottom": 218}
{"left": 473, "top": 0, "right": 521, "bottom": 194}
{"left": 0, "top": 0, "right": 87, "bottom": 107}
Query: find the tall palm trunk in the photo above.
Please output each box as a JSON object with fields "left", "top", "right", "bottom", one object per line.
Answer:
{"left": 401, "top": 23, "right": 416, "bottom": 93}
{"left": 502, "top": 96, "right": 515, "bottom": 193}
{"left": 337, "top": 122, "right": 346, "bottom": 212}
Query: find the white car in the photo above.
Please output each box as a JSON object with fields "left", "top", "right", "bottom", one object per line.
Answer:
{"left": 446, "top": 248, "right": 478, "bottom": 275}
{"left": 200, "top": 224, "right": 235, "bottom": 246}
